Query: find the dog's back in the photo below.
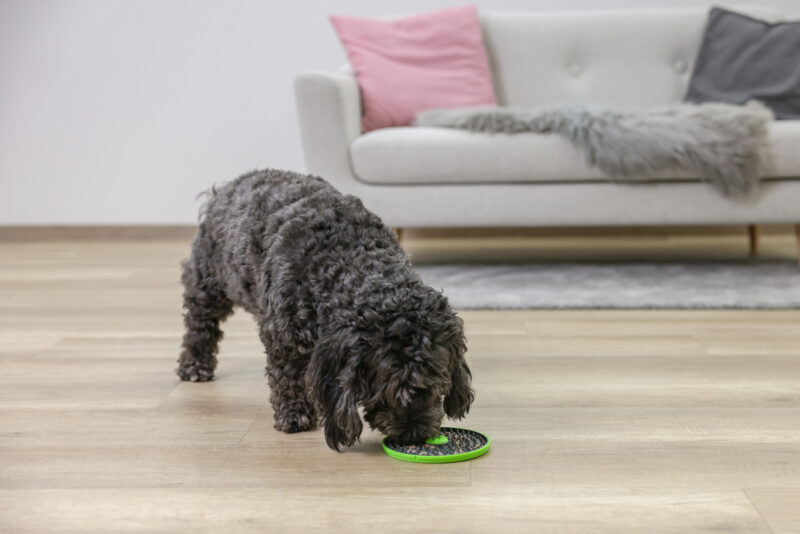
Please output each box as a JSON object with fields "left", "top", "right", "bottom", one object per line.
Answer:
{"left": 191, "top": 168, "right": 410, "bottom": 320}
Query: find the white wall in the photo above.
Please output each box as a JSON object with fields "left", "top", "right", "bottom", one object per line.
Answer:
{"left": 1, "top": 0, "right": 798, "bottom": 224}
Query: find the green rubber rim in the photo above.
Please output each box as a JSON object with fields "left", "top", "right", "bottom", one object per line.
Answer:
{"left": 381, "top": 428, "right": 491, "bottom": 463}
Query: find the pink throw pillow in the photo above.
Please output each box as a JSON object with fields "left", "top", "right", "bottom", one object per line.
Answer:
{"left": 330, "top": 5, "right": 497, "bottom": 132}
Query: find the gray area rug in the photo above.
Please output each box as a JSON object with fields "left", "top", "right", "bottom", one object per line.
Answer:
{"left": 414, "top": 262, "right": 800, "bottom": 309}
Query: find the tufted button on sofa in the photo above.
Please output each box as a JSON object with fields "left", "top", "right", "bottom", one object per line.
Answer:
{"left": 295, "top": 7, "right": 800, "bottom": 242}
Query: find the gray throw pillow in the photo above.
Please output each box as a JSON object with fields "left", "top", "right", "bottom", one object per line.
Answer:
{"left": 685, "top": 7, "right": 800, "bottom": 120}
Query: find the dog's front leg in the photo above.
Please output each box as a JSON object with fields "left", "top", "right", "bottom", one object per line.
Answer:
{"left": 259, "top": 325, "right": 317, "bottom": 433}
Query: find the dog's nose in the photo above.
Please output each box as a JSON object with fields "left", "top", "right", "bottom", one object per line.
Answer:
{"left": 398, "top": 424, "right": 440, "bottom": 444}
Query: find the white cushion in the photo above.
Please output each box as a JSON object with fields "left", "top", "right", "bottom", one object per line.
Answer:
{"left": 480, "top": 7, "right": 781, "bottom": 108}
{"left": 350, "top": 121, "right": 800, "bottom": 185}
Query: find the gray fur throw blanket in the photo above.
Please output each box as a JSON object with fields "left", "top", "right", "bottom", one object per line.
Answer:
{"left": 415, "top": 102, "right": 773, "bottom": 197}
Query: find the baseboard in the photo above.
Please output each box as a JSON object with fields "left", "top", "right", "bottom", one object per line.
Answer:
{"left": 405, "top": 225, "right": 791, "bottom": 239}
{"left": 0, "top": 224, "right": 792, "bottom": 242}
{"left": 0, "top": 225, "right": 197, "bottom": 242}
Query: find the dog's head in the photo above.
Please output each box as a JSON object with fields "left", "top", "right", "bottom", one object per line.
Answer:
{"left": 306, "top": 291, "right": 473, "bottom": 451}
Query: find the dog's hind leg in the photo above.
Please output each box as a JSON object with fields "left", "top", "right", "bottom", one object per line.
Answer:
{"left": 259, "top": 325, "right": 316, "bottom": 433}
{"left": 177, "top": 250, "right": 233, "bottom": 382}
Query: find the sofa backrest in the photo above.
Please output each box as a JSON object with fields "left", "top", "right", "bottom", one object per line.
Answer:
{"left": 480, "top": 7, "right": 780, "bottom": 108}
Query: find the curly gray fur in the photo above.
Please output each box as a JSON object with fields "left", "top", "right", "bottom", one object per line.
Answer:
{"left": 177, "top": 169, "right": 473, "bottom": 450}
{"left": 415, "top": 101, "right": 773, "bottom": 197}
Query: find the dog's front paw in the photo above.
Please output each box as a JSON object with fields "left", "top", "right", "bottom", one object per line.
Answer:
{"left": 176, "top": 363, "right": 214, "bottom": 382}
{"left": 274, "top": 411, "right": 315, "bottom": 433}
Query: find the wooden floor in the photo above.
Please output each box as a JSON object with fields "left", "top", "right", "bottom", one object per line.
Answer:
{"left": 1, "top": 228, "right": 800, "bottom": 533}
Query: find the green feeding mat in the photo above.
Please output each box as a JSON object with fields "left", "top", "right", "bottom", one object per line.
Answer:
{"left": 382, "top": 427, "right": 490, "bottom": 463}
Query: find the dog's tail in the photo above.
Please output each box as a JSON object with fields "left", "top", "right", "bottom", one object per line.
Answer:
{"left": 195, "top": 186, "right": 217, "bottom": 224}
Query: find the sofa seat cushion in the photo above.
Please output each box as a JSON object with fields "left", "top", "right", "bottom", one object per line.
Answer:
{"left": 350, "top": 121, "right": 800, "bottom": 185}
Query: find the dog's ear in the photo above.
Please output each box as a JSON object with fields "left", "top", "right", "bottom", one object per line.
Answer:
{"left": 442, "top": 317, "right": 474, "bottom": 419}
{"left": 322, "top": 384, "right": 362, "bottom": 451}
{"left": 444, "top": 357, "right": 474, "bottom": 419}
{"left": 306, "top": 327, "right": 364, "bottom": 451}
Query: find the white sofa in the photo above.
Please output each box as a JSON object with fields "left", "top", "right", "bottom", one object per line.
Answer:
{"left": 295, "top": 7, "right": 800, "bottom": 237}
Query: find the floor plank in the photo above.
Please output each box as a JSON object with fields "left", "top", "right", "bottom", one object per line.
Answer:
{"left": 0, "top": 487, "right": 774, "bottom": 533}
{"left": 745, "top": 487, "right": 800, "bottom": 534}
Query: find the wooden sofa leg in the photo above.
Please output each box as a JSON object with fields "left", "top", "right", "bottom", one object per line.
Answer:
{"left": 748, "top": 225, "right": 759, "bottom": 257}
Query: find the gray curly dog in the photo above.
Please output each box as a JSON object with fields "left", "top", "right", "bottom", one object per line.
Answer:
{"left": 177, "top": 169, "right": 473, "bottom": 450}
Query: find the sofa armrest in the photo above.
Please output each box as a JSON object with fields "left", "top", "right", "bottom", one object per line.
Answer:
{"left": 295, "top": 71, "right": 362, "bottom": 190}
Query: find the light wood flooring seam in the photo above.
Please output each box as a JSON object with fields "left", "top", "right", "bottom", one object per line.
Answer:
{"left": 743, "top": 488, "right": 777, "bottom": 534}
